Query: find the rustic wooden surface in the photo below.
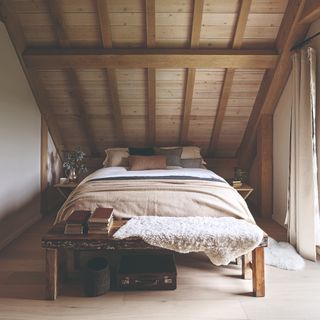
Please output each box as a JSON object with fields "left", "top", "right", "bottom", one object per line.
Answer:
{"left": 45, "top": 248, "right": 58, "bottom": 300}
{"left": 2, "top": 0, "right": 311, "bottom": 160}
{"left": 252, "top": 246, "right": 265, "bottom": 297}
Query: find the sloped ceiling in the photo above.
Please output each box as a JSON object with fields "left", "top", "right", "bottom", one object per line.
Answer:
{"left": 0, "top": 0, "right": 314, "bottom": 162}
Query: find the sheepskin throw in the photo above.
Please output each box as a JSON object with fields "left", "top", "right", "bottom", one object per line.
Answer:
{"left": 265, "top": 237, "right": 305, "bottom": 270}
{"left": 113, "top": 216, "right": 264, "bottom": 265}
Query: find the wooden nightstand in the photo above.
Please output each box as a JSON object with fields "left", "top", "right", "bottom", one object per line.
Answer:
{"left": 233, "top": 183, "right": 254, "bottom": 200}
{"left": 54, "top": 182, "right": 79, "bottom": 200}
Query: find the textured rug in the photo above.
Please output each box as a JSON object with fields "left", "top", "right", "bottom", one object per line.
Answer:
{"left": 265, "top": 238, "right": 305, "bottom": 270}
{"left": 114, "top": 216, "right": 264, "bottom": 266}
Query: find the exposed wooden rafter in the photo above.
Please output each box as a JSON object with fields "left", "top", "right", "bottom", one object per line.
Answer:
{"left": 105, "top": 69, "right": 125, "bottom": 145}
{"left": 146, "top": 0, "right": 156, "bottom": 145}
{"left": 238, "top": 0, "right": 310, "bottom": 169}
{"left": 0, "top": 0, "right": 64, "bottom": 156}
{"left": 96, "top": 0, "right": 113, "bottom": 48}
{"left": 299, "top": 0, "right": 320, "bottom": 25}
{"left": 96, "top": 0, "right": 125, "bottom": 145}
{"left": 24, "top": 49, "right": 278, "bottom": 69}
{"left": 47, "top": 0, "right": 99, "bottom": 155}
{"left": 65, "top": 70, "right": 100, "bottom": 155}
{"left": 207, "top": 0, "right": 252, "bottom": 157}
{"left": 180, "top": 0, "right": 204, "bottom": 145}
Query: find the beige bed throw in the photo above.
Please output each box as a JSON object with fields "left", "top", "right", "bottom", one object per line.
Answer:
{"left": 55, "top": 179, "right": 255, "bottom": 224}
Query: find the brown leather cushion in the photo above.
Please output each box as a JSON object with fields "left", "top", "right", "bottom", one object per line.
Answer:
{"left": 128, "top": 155, "right": 167, "bottom": 171}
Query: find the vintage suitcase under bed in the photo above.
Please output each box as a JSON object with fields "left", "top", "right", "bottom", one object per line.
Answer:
{"left": 116, "top": 253, "right": 177, "bottom": 290}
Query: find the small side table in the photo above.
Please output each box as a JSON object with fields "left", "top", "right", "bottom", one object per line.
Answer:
{"left": 54, "top": 182, "right": 79, "bottom": 200}
{"left": 233, "top": 183, "right": 254, "bottom": 200}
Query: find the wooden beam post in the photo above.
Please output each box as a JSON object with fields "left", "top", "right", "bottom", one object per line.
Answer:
{"left": 299, "top": 0, "right": 320, "bottom": 25}
{"left": 237, "top": 0, "right": 309, "bottom": 169}
{"left": 41, "top": 115, "right": 48, "bottom": 215}
{"left": 45, "top": 248, "right": 58, "bottom": 300}
{"left": 252, "top": 247, "right": 265, "bottom": 297}
{"left": 257, "top": 114, "right": 273, "bottom": 217}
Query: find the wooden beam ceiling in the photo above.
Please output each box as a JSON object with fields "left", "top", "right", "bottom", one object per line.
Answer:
{"left": 23, "top": 48, "right": 278, "bottom": 69}
{"left": 180, "top": 0, "right": 204, "bottom": 145}
{"left": 238, "top": 0, "right": 310, "bottom": 169}
{"left": 96, "top": 0, "right": 125, "bottom": 146}
{"left": 208, "top": 0, "right": 252, "bottom": 157}
{"left": 0, "top": 0, "right": 64, "bottom": 156}
{"left": 146, "top": 0, "right": 156, "bottom": 146}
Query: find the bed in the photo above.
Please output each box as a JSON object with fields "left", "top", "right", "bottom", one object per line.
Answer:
{"left": 55, "top": 166, "right": 255, "bottom": 224}
{"left": 47, "top": 148, "right": 266, "bottom": 299}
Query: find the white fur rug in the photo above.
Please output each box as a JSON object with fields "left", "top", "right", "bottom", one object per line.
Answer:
{"left": 265, "top": 237, "right": 305, "bottom": 270}
{"left": 114, "top": 216, "right": 264, "bottom": 266}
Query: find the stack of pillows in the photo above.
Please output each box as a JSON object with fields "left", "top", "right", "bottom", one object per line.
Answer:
{"left": 102, "top": 147, "right": 206, "bottom": 171}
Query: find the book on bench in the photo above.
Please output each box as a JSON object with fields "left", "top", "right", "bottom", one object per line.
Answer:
{"left": 64, "top": 210, "right": 91, "bottom": 235}
{"left": 88, "top": 208, "right": 114, "bottom": 234}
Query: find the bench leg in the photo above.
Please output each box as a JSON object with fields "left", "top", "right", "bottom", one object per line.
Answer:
{"left": 242, "top": 253, "right": 252, "bottom": 279}
{"left": 58, "top": 248, "right": 68, "bottom": 282}
{"left": 252, "top": 247, "right": 265, "bottom": 297}
{"left": 45, "top": 248, "right": 58, "bottom": 300}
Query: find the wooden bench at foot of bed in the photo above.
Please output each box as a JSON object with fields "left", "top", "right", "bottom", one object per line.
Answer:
{"left": 42, "top": 220, "right": 268, "bottom": 300}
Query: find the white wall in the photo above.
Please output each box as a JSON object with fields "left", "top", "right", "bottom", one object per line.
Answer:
{"left": 273, "top": 18, "right": 320, "bottom": 226}
{"left": 0, "top": 22, "right": 41, "bottom": 249}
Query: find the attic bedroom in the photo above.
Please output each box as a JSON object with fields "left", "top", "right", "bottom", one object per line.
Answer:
{"left": 0, "top": 0, "right": 319, "bottom": 319}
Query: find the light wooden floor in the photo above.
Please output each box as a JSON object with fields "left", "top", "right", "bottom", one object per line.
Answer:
{"left": 0, "top": 214, "right": 319, "bottom": 320}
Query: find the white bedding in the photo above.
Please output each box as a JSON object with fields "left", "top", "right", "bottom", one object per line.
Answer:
{"left": 82, "top": 166, "right": 226, "bottom": 184}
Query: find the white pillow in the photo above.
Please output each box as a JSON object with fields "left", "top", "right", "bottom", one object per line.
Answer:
{"left": 103, "top": 148, "right": 129, "bottom": 167}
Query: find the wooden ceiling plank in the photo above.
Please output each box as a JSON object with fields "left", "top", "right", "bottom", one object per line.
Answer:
{"left": 299, "top": 0, "right": 320, "bottom": 25}
{"left": 238, "top": 0, "right": 310, "bottom": 169}
{"left": 23, "top": 48, "right": 278, "bottom": 69}
{"left": 47, "top": 0, "right": 100, "bottom": 155}
{"left": 0, "top": 0, "right": 64, "bottom": 157}
{"left": 97, "top": 0, "right": 113, "bottom": 48}
{"left": 96, "top": 0, "right": 125, "bottom": 146}
{"left": 207, "top": 0, "right": 252, "bottom": 157}
{"left": 145, "top": 0, "right": 156, "bottom": 145}
{"left": 180, "top": 0, "right": 204, "bottom": 145}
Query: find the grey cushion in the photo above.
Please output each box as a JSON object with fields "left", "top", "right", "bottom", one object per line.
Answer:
{"left": 181, "top": 158, "right": 203, "bottom": 168}
{"left": 154, "top": 147, "right": 183, "bottom": 166}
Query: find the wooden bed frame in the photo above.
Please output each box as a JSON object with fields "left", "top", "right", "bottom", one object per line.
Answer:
{"left": 42, "top": 220, "right": 268, "bottom": 300}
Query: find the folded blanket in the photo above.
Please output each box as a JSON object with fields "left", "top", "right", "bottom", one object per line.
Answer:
{"left": 113, "top": 216, "right": 264, "bottom": 265}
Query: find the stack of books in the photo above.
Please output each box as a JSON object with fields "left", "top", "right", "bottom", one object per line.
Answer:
{"left": 232, "top": 180, "right": 243, "bottom": 188}
{"left": 88, "top": 208, "right": 114, "bottom": 235}
{"left": 64, "top": 210, "right": 91, "bottom": 234}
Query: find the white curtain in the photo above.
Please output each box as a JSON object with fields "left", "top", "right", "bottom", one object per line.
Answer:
{"left": 286, "top": 47, "right": 320, "bottom": 261}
